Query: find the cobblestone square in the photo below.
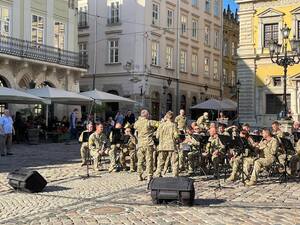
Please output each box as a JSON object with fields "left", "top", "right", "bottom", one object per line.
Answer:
{"left": 1, "top": 143, "right": 300, "bottom": 225}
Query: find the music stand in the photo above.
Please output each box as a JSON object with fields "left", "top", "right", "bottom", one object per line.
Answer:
{"left": 208, "top": 135, "right": 233, "bottom": 190}
{"left": 279, "top": 137, "right": 294, "bottom": 183}
{"left": 233, "top": 136, "right": 251, "bottom": 185}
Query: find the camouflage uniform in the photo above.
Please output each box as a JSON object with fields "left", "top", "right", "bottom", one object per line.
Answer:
{"left": 88, "top": 132, "right": 110, "bottom": 171}
{"left": 205, "top": 135, "right": 225, "bottom": 175}
{"left": 174, "top": 115, "right": 187, "bottom": 130}
{"left": 155, "top": 120, "right": 179, "bottom": 177}
{"left": 246, "top": 137, "right": 278, "bottom": 185}
{"left": 185, "top": 134, "right": 200, "bottom": 174}
{"left": 227, "top": 137, "right": 256, "bottom": 181}
{"left": 78, "top": 130, "right": 90, "bottom": 165}
{"left": 120, "top": 135, "right": 137, "bottom": 172}
{"left": 175, "top": 115, "right": 187, "bottom": 171}
{"left": 134, "top": 117, "right": 159, "bottom": 180}
{"left": 196, "top": 116, "right": 210, "bottom": 130}
{"left": 109, "top": 130, "right": 124, "bottom": 172}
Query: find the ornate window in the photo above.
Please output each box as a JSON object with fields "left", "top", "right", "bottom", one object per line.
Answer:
{"left": 263, "top": 23, "right": 278, "bottom": 47}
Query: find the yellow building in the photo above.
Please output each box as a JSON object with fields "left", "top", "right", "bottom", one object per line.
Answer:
{"left": 236, "top": 0, "right": 300, "bottom": 126}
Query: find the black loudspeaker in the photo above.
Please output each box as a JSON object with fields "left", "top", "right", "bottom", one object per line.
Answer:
{"left": 7, "top": 169, "right": 47, "bottom": 193}
{"left": 149, "top": 177, "right": 195, "bottom": 206}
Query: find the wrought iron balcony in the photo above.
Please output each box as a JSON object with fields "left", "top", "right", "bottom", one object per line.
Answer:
{"left": 0, "top": 34, "right": 87, "bottom": 69}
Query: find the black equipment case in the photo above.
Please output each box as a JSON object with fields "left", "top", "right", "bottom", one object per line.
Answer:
{"left": 7, "top": 169, "right": 47, "bottom": 193}
{"left": 149, "top": 177, "right": 195, "bottom": 206}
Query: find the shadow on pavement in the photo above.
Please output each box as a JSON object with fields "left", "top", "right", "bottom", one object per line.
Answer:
{"left": 43, "top": 185, "right": 72, "bottom": 193}
{"left": 194, "top": 198, "right": 226, "bottom": 206}
{"left": 0, "top": 143, "right": 81, "bottom": 173}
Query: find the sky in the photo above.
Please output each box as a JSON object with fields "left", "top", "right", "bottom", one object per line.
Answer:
{"left": 223, "top": 0, "right": 238, "bottom": 12}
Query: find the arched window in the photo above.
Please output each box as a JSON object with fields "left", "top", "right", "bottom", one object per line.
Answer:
{"left": 0, "top": 76, "right": 8, "bottom": 115}
{"left": 180, "top": 95, "right": 186, "bottom": 111}
{"left": 192, "top": 96, "right": 197, "bottom": 106}
{"left": 166, "top": 93, "right": 172, "bottom": 111}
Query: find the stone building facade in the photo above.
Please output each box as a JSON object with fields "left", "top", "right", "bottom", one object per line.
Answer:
{"left": 236, "top": 0, "right": 300, "bottom": 126}
{"left": 79, "top": 0, "right": 223, "bottom": 119}
{"left": 0, "top": 0, "right": 86, "bottom": 118}
{"left": 222, "top": 5, "right": 239, "bottom": 100}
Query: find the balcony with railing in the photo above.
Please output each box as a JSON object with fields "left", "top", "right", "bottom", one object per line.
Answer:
{"left": 0, "top": 35, "right": 87, "bottom": 69}
{"left": 78, "top": 11, "right": 88, "bottom": 28}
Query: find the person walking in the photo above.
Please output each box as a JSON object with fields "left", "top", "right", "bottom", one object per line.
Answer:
{"left": 1, "top": 109, "right": 14, "bottom": 155}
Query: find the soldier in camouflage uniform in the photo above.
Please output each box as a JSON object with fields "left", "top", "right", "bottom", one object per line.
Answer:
{"left": 134, "top": 109, "right": 159, "bottom": 181}
{"left": 218, "top": 124, "right": 230, "bottom": 136}
{"left": 227, "top": 130, "right": 256, "bottom": 182}
{"left": 271, "top": 121, "right": 291, "bottom": 168}
{"left": 155, "top": 111, "right": 179, "bottom": 177}
{"left": 109, "top": 122, "right": 124, "bottom": 172}
{"left": 183, "top": 126, "right": 201, "bottom": 175}
{"left": 120, "top": 127, "right": 137, "bottom": 172}
{"left": 175, "top": 109, "right": 187, "bottom": 130}
{"left": 88, "top": 123, "right": 111, "bottom": 171}
{"left": 204, "top": 126, "right": 225, "bottom": 176}
{"left": 196, "top": 112, "right": 210, "bottom": 130}
{"left": 78, "top": 122, "right": 94, "bottom": 166}
{"left": 246, "top": 128, "right": 278, "bottom": 186}
{"left": 175, "top": 109, "right": 187, "bottom": 172}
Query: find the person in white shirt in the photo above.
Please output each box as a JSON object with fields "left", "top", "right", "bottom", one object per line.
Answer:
{"left": 0, "top": 109, "right": 14, "bottom": 155}
{"left": 0, "top": 116, "right": 5, "bottom": 157}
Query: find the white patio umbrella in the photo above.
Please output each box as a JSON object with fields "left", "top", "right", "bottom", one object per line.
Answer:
{"left": 221, "top": 98, "right": 237, "bottom": 109}
{"left": 26, "top": 86, "right": 93, "bottom": 105}
{"left": 80, "top": 89, "right": 136, "bottom": 103}
{"left": 26, "top": 86, "right": 93, "bottom": 126}
{"left": 0, "top": 86, "right": 49, "bottom": 104}
{"left": 191, "top": 98, "right": 236, "bottom": 111}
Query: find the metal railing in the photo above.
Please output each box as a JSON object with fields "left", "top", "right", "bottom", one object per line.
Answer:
{"left": 0, "top": 34, "right": 87, "bottom": 69}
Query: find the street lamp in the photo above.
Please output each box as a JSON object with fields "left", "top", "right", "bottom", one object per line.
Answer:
{"left": 268, "top": 23, "right": 300, "bottom": 118}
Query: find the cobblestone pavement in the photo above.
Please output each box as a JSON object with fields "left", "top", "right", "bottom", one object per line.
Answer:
{"left": 1, "top": 143, "right": 300, "bottom": 225}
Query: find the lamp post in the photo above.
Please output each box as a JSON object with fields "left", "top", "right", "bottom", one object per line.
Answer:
{"left": 236, "top": 80, "right": 241, "bottom": 121}
{"left": 268, "top": 24, "right": 300, "bottom": 119}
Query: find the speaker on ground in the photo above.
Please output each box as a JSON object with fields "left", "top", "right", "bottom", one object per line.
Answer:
{"left": 7, "top": 169, "right": 47, "bottom": 193}
{"left": 149, "top": 177, "right": 195, "bottom": 206}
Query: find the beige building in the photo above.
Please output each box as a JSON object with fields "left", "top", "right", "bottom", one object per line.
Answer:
{"left": 79, "top": 0, "right": 223, "bottom": 119}
{"left": 222, "top": 5, "right": 239, "bottom": 100}
{"left": 0, "top": 0, "right": 86, "bottom": 117}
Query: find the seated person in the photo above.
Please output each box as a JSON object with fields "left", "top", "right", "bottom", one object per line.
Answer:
{"left": 245, "top": 128, "right": 278, "bottom": 186}
{"left": 88, "top": 123, "right": 110, "bottom": 171}
{"left": 78, "top": 122, "right": 94, "bottom": 166}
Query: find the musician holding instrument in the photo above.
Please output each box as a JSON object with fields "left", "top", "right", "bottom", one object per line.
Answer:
{"left": 196, "top": 112, "right": 210, "bottom": 130}
{"left": 204, "top": 126, "right": 225, "bottom": 177}
{"left": 245, "top": 128, "right": 278, "bottom": 186}
{"left": 120, "top": 127, "right": 137, "bottom": 172}
{"left": 227, "top": 130, "right": 256, "bottom": 182}
{"left": 109, "top": 122, "right": 125, "bottom": 172}
{"left": 88, "top": 122, "right": 111, "bottom": 171}
{"left": 78, "top": 121, "right": 94, "bottom": 166}
{"left": 184, "top": 126, "right": 201, "bottom": 175}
